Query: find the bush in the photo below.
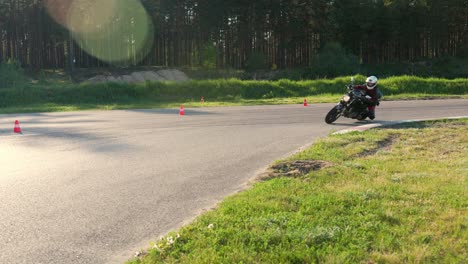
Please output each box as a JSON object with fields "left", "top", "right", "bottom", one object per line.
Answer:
{"left": 0, "top": 59, "right": 29, "bottom": 88}
{"left": 245, "top": 52, "right": 267, "bottom": 71}
{"left": 430, "top": 56, "right": 468, "bottom": 78}
{"left": 307, "top": 43, "right": 360, "bottom": 78}
{"left": 200, "top": 44, "right": 217, "bottom": 69}
{"left": 361, "top": 57, "right": 468, "bottom": 79}
{"left": 379, "top": 76, "right": 468, "bottom": 95}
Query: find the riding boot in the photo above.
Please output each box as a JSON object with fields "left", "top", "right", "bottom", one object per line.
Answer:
{"left": 369, "top": 109, "right": 375, "bottom": 120}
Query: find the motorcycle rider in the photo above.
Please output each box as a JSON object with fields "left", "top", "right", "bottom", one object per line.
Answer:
{"left": 352, "top": 76, "right": 382, "bottom": 120}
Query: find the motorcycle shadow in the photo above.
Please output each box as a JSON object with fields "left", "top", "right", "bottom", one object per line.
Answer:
{"left": 328, "top": 120, "right": 373, "bottom": 127}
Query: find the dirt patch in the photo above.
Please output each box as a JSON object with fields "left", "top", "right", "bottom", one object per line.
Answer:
{"left": 86, "top": 69, "right": 189, "bottom": 83}
{"left": 356, "top": 134, "right": 400, "bottom": 158}
{"left": 257, "top": 160, "right": 333, "bottom": 180}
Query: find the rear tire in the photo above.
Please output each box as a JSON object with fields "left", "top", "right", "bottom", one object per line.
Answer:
{"left": 325, "top": 107, "right": 340, "bottom": 124}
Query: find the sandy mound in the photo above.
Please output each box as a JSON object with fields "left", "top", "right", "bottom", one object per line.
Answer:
{"left": 87, "top": 69, "right": 189, "bottom": 83}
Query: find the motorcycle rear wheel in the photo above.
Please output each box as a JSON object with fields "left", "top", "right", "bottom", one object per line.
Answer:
{"left": 325, "top": 107, "right": 340, "bottom": 124}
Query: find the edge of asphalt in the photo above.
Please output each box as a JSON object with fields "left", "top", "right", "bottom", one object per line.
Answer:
{"left": 124, "top": 115, "right": 468, "bottom": 262}
{"left": 251, "top": 115, "right": 468, "bottom": 184}
{"left": 251, "top": 115, "right": 468, "bottom": 183}
{"left": 332, "top": 116, "right": 468, "bottom": 135}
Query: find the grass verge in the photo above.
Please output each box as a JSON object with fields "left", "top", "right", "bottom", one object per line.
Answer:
{"left": 0, "top": 76, "right": 466, "bottom": 114}
{"left": 127, "top": 119, "right": 467, "bottom": 264}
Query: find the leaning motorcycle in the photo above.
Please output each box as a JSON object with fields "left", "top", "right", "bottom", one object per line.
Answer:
{"left": 325, "top": 77, "right": 375, "bottom": 124}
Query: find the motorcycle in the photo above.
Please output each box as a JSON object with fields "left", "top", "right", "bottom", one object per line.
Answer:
{"left": 325, "top": 77, "right": 375, "bottom": 124}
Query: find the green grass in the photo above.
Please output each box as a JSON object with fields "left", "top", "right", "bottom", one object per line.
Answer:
{"left": 127, "top": 119, "right": 468, "bottom": 264}
{"left": 0, "top": 76, "right": 466, "bottom": 114}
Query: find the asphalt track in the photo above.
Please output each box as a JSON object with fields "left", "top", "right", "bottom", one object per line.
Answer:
{"left": 0, "top": 99, "right": 466, "bottom": 264}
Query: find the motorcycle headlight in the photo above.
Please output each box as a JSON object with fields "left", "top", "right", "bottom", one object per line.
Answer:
{"left": 343, "top": 95, "right": 351, "bottom": 102}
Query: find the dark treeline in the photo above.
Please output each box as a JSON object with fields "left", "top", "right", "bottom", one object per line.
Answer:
{"left": 0, "top": 0, "right": 466, "bottom": 71}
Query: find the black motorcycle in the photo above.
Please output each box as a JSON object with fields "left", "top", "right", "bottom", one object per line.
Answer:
{"left": 325, "top": 78, "right": 375, "bottom": 124}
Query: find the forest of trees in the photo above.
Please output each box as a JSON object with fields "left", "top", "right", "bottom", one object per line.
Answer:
{"left": 0, "top": 0, "right": 466, "bottom": 71}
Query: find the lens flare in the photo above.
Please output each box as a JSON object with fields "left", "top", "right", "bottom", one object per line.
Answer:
{"left": 44, "top": 0, "right": 73, "bottom": 27}
{"left": 67, "top": 0, "right": 117, "bottom": 34}
{"left": 45, "top": 0, "right": 154, "bottom": 64}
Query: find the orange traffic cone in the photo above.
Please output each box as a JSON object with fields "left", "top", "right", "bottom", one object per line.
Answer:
{"left": 14, "top": 120, "right": 22, "bottom": 134}
{"left": 303, "top": 98, "right": 308, "bottom": 106}
{"left": 179, "top": 105, "right": 185, "bottom": 116}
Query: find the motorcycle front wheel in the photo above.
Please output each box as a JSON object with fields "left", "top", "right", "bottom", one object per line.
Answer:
{"left": 325, "top": 106, "right": 341, "bottom": 124}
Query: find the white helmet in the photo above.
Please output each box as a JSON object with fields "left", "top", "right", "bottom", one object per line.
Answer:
{"left": 366, "top": 76, "right": 378, "bottom": 90}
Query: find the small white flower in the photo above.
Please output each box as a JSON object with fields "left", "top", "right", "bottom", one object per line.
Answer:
{"left": 176, "top": 233, "right": 181, "bottom": 239}
{"left": 208, "top": 224, "right": 214, "bottom": 229}
{"left": 135, "top": 251, "right": 142, "bottom": 257}
{"left": 167, "top": 236, "right": 174, "bottom": 244}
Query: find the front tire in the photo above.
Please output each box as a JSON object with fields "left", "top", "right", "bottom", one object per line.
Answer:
{"left": 325, "top": 107, "right": 340, "bottom": 124}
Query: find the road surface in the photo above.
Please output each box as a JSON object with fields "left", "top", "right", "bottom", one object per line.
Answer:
{"left": 0, "top": 99, "right": 466, "bottom": 264}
